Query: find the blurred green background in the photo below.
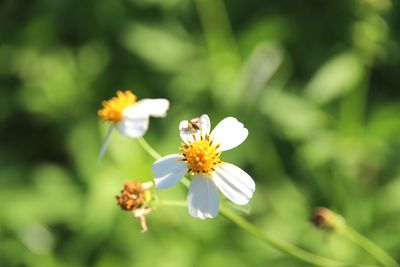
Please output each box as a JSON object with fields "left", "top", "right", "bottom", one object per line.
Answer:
{"left": 1, "top": 0, "right": 400, "bottom": 266}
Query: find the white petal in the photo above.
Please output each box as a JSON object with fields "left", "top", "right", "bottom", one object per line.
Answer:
{"left": 211, "top": 163, "right": 255, "bottom": 205}
{"left": 187, "top": 175, "right": 219, "bottom": 219}
{"left": 116, "top": 116, "right": 149, "bottom": 138}
{"left": 199, "top": 114, "right": 211, "bottom": 134}
{"left": 124, "top": 98, "right": 169, "bottom": 118}
{"left": 98, "top": 124, "right": 114, "bottom": 161}
{"left": 152, "top": 154, "right": 187, "bottom": 189}
{"left": 179, "top": 114, "right": 211, "bottom": 144}
{"left": 210, "top": 117, "right": 248, "bottom": 151}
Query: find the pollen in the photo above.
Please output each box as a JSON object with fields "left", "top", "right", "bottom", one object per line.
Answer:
{"left": 98, "top": 90, "right": 137, "bottom": 122}
{"left": 180, "top": 134, "right": 222, "bottom": 175}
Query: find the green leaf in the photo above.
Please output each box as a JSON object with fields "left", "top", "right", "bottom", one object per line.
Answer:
{"left": 260, "top": 90, "right": 330, "bottom": 140}
{"left": 121, "top": 23, "right": 196, "bottom": 72}
{"left": 305, "top": 52, "right": 365, "bottom": 104}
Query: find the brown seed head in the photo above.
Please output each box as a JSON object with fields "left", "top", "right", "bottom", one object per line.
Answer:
{"left": 116, "top": 181, "right": 152, "bottom": 211}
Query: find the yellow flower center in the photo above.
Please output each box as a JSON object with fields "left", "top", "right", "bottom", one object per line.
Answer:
{"left": 98, "top": 90, "right": 137, "bottom": 122}
{"left": 180, "top": 134, "right": 221, "bottom": 175}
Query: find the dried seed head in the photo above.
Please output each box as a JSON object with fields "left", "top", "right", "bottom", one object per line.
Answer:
{"left": 116, "top": 181, "right": 153, "bottom": 232}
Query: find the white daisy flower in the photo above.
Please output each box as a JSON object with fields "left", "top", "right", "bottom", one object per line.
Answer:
{"left": 152, "top": 114, "right": 255, "bottom": 219}
{"left": 98, "top": 90, "right": 169, "bottom": 159}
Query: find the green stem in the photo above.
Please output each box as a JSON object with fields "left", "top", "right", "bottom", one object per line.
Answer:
{"left": 220, "top": 206, "right": 376, "bottom": 267}
{"left": 339, "top": 226, "right": 398, "bottom": 267}
{"left": 159, "top": 200, "right": 187, "bottom": 207}
{"left": 137, "top": 137, "right": 162, "bottom": 160}
{"left": 137, "top": 137, "right": 378, "bottom": 267}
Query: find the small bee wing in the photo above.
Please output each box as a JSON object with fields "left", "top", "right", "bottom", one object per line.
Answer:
{"left": 179, "top": 120, "right": 190, "bottom": 130}
{"left": 191, "top": 122, "right": 201, "bottom": 130}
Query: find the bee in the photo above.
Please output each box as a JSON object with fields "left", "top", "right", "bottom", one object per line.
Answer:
{"left": 181, "top": 117, "right": 201, "bottom": 133}
{"left": 187, "top": 118, "right": 201, "bottom": 131}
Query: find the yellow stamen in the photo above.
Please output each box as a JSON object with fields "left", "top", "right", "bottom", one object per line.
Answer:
{"left": 180, "top": 134, "right": 221, "bottom": 175}
{"left": 98, "top": 90, "right": 137, "bottom": 122}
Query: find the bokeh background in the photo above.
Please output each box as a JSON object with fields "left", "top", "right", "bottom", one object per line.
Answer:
{"left": 1, "top": 0, "right": 400, "bottom": 266}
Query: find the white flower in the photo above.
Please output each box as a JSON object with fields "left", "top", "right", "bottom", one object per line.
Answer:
{"left": 98, "top": 90, "right": 169, "bottom": 159}
{"left": 152, "top": 114, "right": 255, "bottom": 219}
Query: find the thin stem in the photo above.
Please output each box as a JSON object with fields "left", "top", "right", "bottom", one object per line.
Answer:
{"left": 181, "top": 176, "right": 190, "bottom": 188}
{"left": 137, "top": 137, "right": 161, "bottom": 160}
{"left": 219, "top": 206, "right": 375, "bottom": 267}
{"left": 340, "top": 226, "right": 398, "bottom": 267}
{"left": 98, "top": 124, "right": 114, "bottom": 162}
{"left": 137, "top": 138, "right": 378, "bottom": 267}
{"left": 159, "top": 200, "right": 187, "bottom": 207}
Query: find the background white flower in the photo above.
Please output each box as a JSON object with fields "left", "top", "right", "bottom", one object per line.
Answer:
{"left": 152, "top": 114, "right": 255, "bottom": 219}
{"left": 98, "top": 90, "right": 169, "bottom": 160}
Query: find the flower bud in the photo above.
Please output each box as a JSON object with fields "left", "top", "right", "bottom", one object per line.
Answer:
{"left": 311, "top": 207, "right": 346, "bottom": 232}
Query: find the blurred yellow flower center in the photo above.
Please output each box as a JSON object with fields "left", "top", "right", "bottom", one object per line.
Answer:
{"left": 180, "top": 135, "right": 221, "bottom": 175}
{"left": 98, "top": 90, "right": 137, "bottom": 122}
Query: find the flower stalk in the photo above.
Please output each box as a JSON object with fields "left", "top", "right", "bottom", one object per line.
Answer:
{"left": 220, "top": 206, "right": 356, "bottom": 267}
{"left": 340, "top": 226, "right": 398, "bottom": 267}
{"left": 138, "top": 137, "right": 162, "bottom": 160}
{"left": 312, "top": 208, "right": 399, "bottom": 267}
